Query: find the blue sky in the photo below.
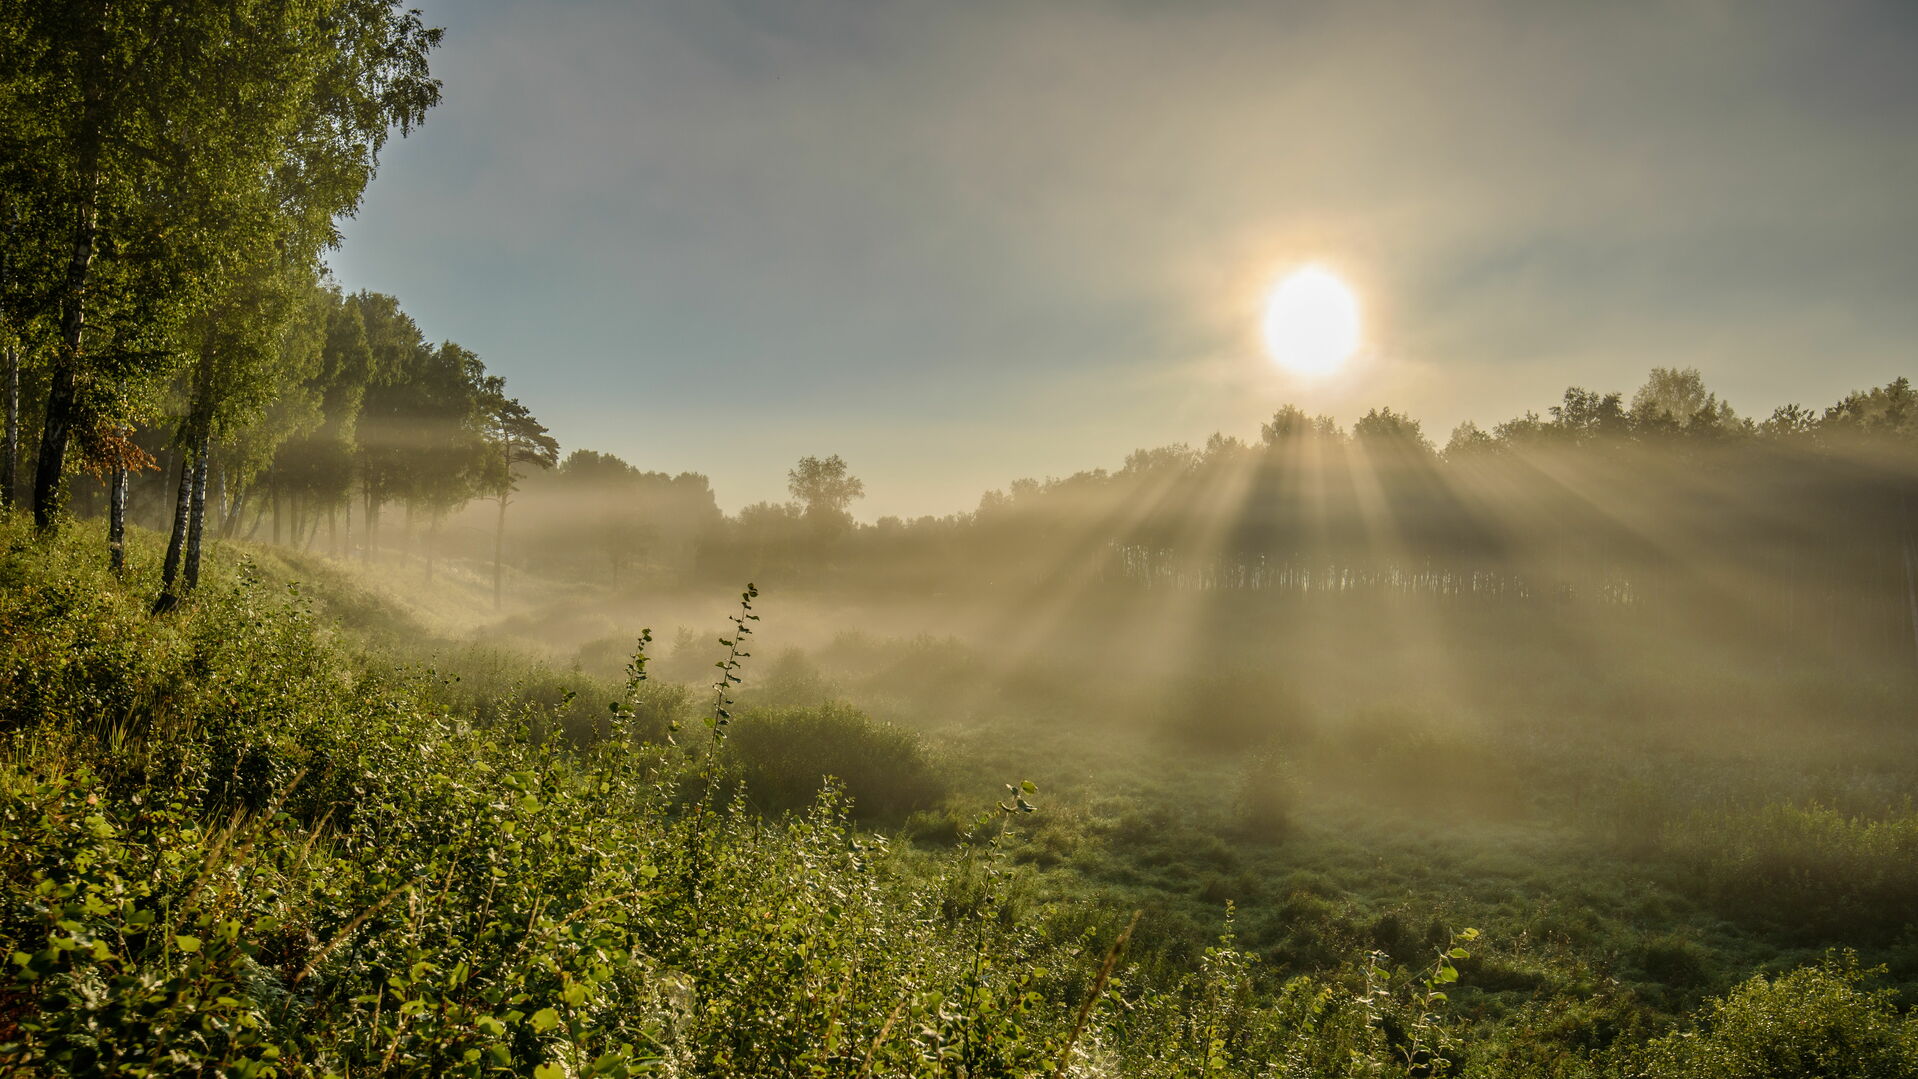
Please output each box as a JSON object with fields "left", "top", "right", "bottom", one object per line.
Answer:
{"left": 331, "top": 0, "right": 1918, "bottom": 517}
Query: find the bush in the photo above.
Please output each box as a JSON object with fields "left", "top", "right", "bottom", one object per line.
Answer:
{"left": 1637, "top": 935, "right": 1710, "bottom": 990}
{"left": 1635, "top": 956, "right": 1918, "bottom": 1078}
{"left": 1662, "top": 801, "right": 1918, "bottom": 938}
{"left": 724, "top": 701, "right": 947, "bottom": 822}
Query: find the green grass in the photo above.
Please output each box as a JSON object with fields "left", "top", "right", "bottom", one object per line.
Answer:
{"left": 3, "top": 516, "right": 1916, "bottom": 1076}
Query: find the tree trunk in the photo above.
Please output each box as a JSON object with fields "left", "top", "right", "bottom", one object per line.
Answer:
{"left": 183, "top": 428, "right": 210, "bottom": 592}
{"left": 33, "top": 46, "right": 105, "bottom": 532}
{"left": 2, "top": 342, "right": 17, "bottom": 511}
{"left": 1, "top": 187, "right": 15, "bottom": 512}
{"left": 363, "top": 483, "right": 377, "bottom": 564}
{"left": 222, "top": 482, "right": 247, "bottom": 539}
{"left": 494, "top": 494, "right": 507, "bottom": 609}
{"left": 157, "top": 448, "right": 193, "bottom": 608}
{"left": 271, "top": 486, "right": 281, "bottom": 545}
{"left": 32, "top": 365, "right": 79, "bottom": 531}
{"left": 107, "top": 458, "right": 126, "bottom": 572}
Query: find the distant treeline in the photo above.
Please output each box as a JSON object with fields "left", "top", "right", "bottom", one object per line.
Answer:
{"left": 412, "top": 367, "right": 1918, "bottom": 663}
{"left": 696, "top": 368, "right": 1917, "bottom": 661}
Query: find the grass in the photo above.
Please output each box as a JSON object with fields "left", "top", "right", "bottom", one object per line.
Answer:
{"left": 3, "top": 515, "right": 1916, "bottom": 1076}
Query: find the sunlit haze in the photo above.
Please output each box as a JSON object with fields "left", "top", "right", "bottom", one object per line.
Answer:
{"left": 9, "top": 4, "right": 1918, "bottom": 1071}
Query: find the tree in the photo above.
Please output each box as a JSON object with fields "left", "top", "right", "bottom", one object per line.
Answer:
{"left": 1759, "top": 403, "right": 1820, "bottom": 441}
{"left": 479, "top": 383, "right": 557, "bottom": 605}
{"left": 1822, "top": 377, "right": 1917, "bottom": 441}
{"left": 262, "top": 285, "right": 374, "bottom": 551}
{"left": 214, "top": 276, "right": 337, "bottom": 541}
{"left": 352, "top": 294, "right": 440, "bottom": 562}
{"left": 1260, "top": 405, "right": 1341, "bottom": 446}
{"left": 1550, "top": 387, "right": 1629, "bottom": 442}
{"left": 1630, "top": 366, "right": 1738, "bottom": 436}
{"left": 1443, "top": 421, "right": 1499, "bottom": 459}
{"left": 1352, "top": 407, "right": 1433, "bottom": 454}
{"left": 1, "top": 0, "right": 439, "bottom": 555}
{"left": 160, "top": 251, "right": 314, "bottom": 600}
{"left": 787, "top": 454, "right": 865, "bottom": 521}
{"left": 1121, "top": 444, "right": 1199, "bottom": 474}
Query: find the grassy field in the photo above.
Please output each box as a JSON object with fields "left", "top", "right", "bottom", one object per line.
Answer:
{"left": 4, "top": 519, "right": 1917, "bottom": 1076}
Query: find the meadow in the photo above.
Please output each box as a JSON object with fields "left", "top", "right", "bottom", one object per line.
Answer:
{"left": 4, "top": 516, "right": 1916, "bottom": 1076}
{"left": 9, "top": 4, "right": 1918, "bottom": 1074}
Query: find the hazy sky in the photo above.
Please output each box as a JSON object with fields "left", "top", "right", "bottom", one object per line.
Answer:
{"left": 331, "top": 0, "right": 1918, "bottom": 518}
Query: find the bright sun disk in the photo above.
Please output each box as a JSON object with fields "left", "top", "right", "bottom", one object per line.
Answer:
{"left": 1263, "top": 265, "right": 1361, "bottom": 375}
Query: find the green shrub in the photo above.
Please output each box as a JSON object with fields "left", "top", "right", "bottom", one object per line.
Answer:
{"left": 1635, "top": 957, "right": 1918, "bottom": 1078}
{"left": 1637, "top": 935, "right": 1711, "bottom": 990}
{"left": 724, "top": 701, "right": 946, "bottom": 821}
{"left": 1662, "top": 801, "right": 1918, "bottom": 938}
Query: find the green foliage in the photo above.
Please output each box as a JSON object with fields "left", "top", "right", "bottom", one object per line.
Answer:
{"left": 1633, "top": 957, "right": 1918, "bottom": 1079}
{"left": 5, "top": 522, "right": 1916, "bottom": 1076}
{"left": 724, "top": 702, "right": 947, "bottom": 822}
{"left": 1661, "top": 802, "right": 1918, "bottom": 938}
{"left": 3, "top": 524, "right": 1464, "bottom": 1075}
{"left": 2, "top": 0, "right": 442, "bottom": 527}
{"left": 787, "top": 453, "right": 864, "bottom": 521}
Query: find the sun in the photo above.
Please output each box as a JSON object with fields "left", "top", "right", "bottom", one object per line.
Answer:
{"left": 1263, "top": 265, "right": 1361, "bottom": 375}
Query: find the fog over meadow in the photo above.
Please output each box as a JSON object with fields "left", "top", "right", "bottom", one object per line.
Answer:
{"left": 7, "top": 2, "right": 1918, "bottom": 1075}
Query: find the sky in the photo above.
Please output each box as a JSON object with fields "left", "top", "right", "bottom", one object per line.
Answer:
{"left": 331, "top": 0, "right": 1918, "bottom": 519}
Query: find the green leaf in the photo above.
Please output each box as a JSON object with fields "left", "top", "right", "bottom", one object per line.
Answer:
{"left": 530, "top": 1007, "right": 561, "bottom": 1033}
{"left": 174, "top": 935, "right": 202, "bottom": 953}
{"left": 534, "top": 1065, "right": 564, "bottom": 1079}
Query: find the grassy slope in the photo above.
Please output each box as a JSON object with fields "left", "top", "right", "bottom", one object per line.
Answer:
{"left": 3, "top": 518, "right": 1916, "bottom": 1077}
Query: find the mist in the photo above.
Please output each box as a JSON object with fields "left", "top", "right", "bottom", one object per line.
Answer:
{"left": 165, "top": 360, "right": 1918, "bottom": 876}
{"left": 9, "top": 3, "right": 1918, "bottom": 1073}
